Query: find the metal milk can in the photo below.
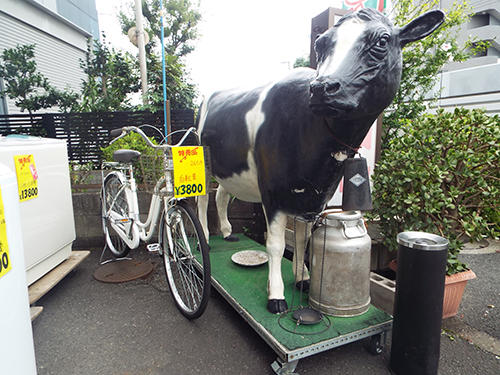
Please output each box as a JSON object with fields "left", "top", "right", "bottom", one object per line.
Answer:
{"left": 308, "top": 210, "right": 371, "bottom": 316}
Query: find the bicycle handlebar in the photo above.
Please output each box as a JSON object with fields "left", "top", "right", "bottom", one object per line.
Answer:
{"left": 109, "top": 126, "right": 199, "bottom": 150}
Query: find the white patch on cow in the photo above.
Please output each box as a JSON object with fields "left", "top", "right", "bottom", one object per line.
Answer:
{"left": 245, "top": 83, "right": 274, "bottom": 145}
{"left": 292, "top": 220, "right": 311, "bottom": 283}
{"left": 293, "top": 188, "right": 305, "bottom": 193}
{"left": 317, "top": 19, "right": 366, "bottom": 77}
{"left": 217, "top": 153, "right": 261, "bottom": 202}
{"left": 196, "top": 97, "right": 209, "bottom": 136}
{"left": 216, "top": 83, "right": 275, "bottom": 203}
{"left": 215, "top": 184, "right": 233, "bottom": 238}
{"left": 197, "top": 193, "right": 210, "bottom": 241}
{"left": 264, "top": 210, "right": 287, "bottom": 300}
{"left": 332, "top": 151, "right": 348, "bottom": 161}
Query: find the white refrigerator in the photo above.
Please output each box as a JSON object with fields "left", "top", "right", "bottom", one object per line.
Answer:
{"left": 0, "top": 162, "right": 37, "bottom": 374}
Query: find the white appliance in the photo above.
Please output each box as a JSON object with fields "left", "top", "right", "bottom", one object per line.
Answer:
{"left": 0, "top": 135, "right": 75, "bottom": 285}
{"left": 0, "top": 162, "right": 37, "bottom": 374}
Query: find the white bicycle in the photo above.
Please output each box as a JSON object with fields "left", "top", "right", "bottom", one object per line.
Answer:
{"left": 101, "top": 125, "right": 210, "bottom": 319}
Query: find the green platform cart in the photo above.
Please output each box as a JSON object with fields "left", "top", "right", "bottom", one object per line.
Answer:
{"left": 204, "top": 234, "right": 392, "bottom": 375}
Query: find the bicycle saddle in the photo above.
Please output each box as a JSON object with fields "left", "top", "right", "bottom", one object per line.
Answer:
{"left": 113, "top": 149, "right": 141, "bottom": 163}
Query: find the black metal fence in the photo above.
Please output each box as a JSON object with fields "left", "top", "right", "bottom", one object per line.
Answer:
{"left": 0, "top": 110, "right": 195, "bottom": 165}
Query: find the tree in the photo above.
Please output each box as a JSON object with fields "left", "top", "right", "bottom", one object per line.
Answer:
{"left": 144, "top": 52, "right": 197, "bottom": 111}
{"left": 119, "top": 0, "right": 201, "bottom": 57}
{"left": 0, "top": 44, "right": 79, "bottom": 114}
{"left": 78, "top": 37, "right": 140, "bottom": 112}
{"left": 119, "top": 0, "right": 200, "bottom": 110}
{"left": 382, "top": 0, "right": 489, "bottom": 150}
{"left": 293, "top": 56, "right": 310, "bottom": 68}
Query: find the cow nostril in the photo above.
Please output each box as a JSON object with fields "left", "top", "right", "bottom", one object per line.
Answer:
{"left": 325, "top": 82, "right": 341, "bottom": 94}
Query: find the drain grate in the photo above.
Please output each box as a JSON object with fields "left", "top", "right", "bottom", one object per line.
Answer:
{"left": 93, "top": 259, "right": 154, "bottom": 283}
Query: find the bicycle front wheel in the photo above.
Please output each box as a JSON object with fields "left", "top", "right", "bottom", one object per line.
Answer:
{"left": 161, "top": 200, "right": 210, "bottom": 319}
{"left": 102, "top": 174, "right": 131, "bottom": 257}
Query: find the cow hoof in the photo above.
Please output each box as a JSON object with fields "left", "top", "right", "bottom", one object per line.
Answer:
{"left": 267, "top": 299, "right": 288, "bottom": 314}
{"left": 295, "top": 280, "right": 310, "bottom": 292}
{"left": 224, "top": 234, "right": 239, "bottom": 242}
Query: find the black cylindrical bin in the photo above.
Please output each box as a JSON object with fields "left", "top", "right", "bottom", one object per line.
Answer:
{"left": 390, "top": 231, "right": 448, "bottom": 375}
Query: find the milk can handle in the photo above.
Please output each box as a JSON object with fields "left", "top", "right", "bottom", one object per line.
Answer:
{"left": 342, "top": 219, "right": 367, "bottom": 239}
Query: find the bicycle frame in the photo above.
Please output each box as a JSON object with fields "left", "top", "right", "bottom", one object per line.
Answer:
{"left": 104, "top": 160, "right": 176, "bottom": 251}
{"left": 102, "top": 125, "right": 197, "bottom": 252}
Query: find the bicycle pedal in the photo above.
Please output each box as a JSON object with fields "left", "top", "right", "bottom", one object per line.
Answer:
{"left": 147, "top": 243, "right": 161, "bottom": 253}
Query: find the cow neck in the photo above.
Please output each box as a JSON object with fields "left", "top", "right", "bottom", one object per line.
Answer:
{"left": 322, "top": 118, "right": 360, "bottom": 155}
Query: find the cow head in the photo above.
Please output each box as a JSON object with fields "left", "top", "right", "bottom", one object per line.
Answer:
{"left": 310, "top": 9, "right": 444, "bottom": 119}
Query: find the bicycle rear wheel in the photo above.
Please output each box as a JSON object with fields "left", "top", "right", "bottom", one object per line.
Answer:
{"left": 160, "top": 200, "right": 210, "bottom": 319}
{"left": 101, "top": 174, "right": 131, "bottom": 257}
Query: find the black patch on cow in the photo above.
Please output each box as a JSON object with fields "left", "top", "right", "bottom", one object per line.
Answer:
{"left": 253, "top": 70, "right": 374, "bottom": 223}
{"left": 199, "top": 88, "right": 261, "bottom": 179}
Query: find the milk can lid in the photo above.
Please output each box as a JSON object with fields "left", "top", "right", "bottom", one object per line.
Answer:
{"left": 397, "top": 231, "right": 449, "bottom": 251}
{"left": 323, "top": 210, "right": 361, "bottom": 221}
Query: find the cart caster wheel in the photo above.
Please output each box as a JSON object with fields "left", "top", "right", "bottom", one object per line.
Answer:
{"left": 271, "top": 358, "right": 299, "bottom": 375}
{"left": 366, "top": 334, "right": 383, "bottom": 355}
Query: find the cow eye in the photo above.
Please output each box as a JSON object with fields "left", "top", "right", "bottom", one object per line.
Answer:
{"left": 375, "top": 35, "right": 390, "bottom": 48}
{"left": 370, "top": 34, "right": 390, "bottom": 60}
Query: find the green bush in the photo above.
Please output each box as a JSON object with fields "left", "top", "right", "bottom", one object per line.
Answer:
{"left": 101, "top": 132, "right": 163, "bottom": 184}
{"left": 372, "top": 108, "right": 499, "bottom": 275}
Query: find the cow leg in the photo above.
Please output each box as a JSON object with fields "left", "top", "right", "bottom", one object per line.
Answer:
{"left": 293, "top": 220, "right": 311, "bottom": 291}
{"left": 216, "top": 184, "right": 239, "bottom": 242}
{"left": 265, "top": 210, "right": 288, "bottom": 314}
{"left": 197, "top": 193, "right": 210, "bottom": 242}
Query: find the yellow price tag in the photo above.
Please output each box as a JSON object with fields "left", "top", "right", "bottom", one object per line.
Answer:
{"left": 14, "top": 154, "right": 39, "bottom": 202}
{"left": 172, "top": 146, "right": 206, "bottom": 198}
{"left": 0, "top": 187, "right": 12, "bottom": 279}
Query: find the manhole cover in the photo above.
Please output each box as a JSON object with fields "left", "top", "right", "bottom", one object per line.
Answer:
{"left": 93, "top": 259, "right": 154, "bottom": 283}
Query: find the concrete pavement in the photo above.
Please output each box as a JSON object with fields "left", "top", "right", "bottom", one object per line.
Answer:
{"left": 32, "top": 244, "right": 500, "bottom": 375}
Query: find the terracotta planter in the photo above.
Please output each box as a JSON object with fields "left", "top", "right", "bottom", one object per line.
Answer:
{"left": 388, "top": 258, "right": 397, "bottom": 272}
{"left": 442, "top": 269, "right": 476, "bottom": 319}
{"left": 381, "top": 262, "right": 476, "bottom": 319}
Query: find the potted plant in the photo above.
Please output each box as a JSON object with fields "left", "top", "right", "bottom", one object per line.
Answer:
{"left": 371, "top": 108, "right": 499, "bottom": 318}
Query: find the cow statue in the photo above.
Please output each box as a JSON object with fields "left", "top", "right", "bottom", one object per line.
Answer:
{"left": 197, "top": 8, "right": 444, "bottom": 314}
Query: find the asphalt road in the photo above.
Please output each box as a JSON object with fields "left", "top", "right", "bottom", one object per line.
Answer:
{"left": 32, "top": 247, "right": 500, "bottom": 375}
{"left": 455, "top": 252, "right": 500, "bottom": 338}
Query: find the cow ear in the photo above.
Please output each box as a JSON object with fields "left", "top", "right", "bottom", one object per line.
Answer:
{"left": 398, "top": 10, "right": 445, "bottom": 47}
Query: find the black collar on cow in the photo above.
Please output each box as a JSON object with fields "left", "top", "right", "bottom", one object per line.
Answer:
{"left": 323, "top": 119, "right": 360, "bottom": 156}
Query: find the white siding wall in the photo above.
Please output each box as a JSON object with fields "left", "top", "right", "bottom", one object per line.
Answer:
{"left": 428, "top": 63, "right": 500, "bottom": 116}
{"left": 432, "top": 92, "right": 500, "bottom": 115}
{"left": 0, "top": 1, "right": 88, "bottom": 114}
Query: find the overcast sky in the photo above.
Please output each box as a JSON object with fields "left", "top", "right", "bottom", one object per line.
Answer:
{"left": 95, "top": 0, "right": 343, "bottom": 101}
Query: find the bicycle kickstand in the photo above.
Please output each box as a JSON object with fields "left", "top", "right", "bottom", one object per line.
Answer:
{"left": 99, "top": 243, "right": 132, "bottom": 265}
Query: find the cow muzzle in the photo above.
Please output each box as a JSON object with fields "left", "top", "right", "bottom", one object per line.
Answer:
{"left": 309, "top": 79, "right": 356, "bottom": 116}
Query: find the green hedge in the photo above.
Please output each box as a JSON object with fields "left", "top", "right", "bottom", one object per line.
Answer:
{"left": 372, "top": 108, "right": 499, "bottom": 275}
{"left": 101, "top": 132, "right": 164, "bottom": 185}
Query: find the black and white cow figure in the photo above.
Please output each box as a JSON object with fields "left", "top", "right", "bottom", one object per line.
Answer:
{"left": 197, "top": 8, "right": 444, "bottom": 314}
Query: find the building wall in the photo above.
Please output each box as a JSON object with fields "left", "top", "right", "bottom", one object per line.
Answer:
{"left": 434, "top": 0, "right": 500, "bottom": 115}
{"left": 56, "top": 0, "right": 99, "bottom": 40}
{"left": 0, "top": 0, "right": 96, "bottom": 114}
